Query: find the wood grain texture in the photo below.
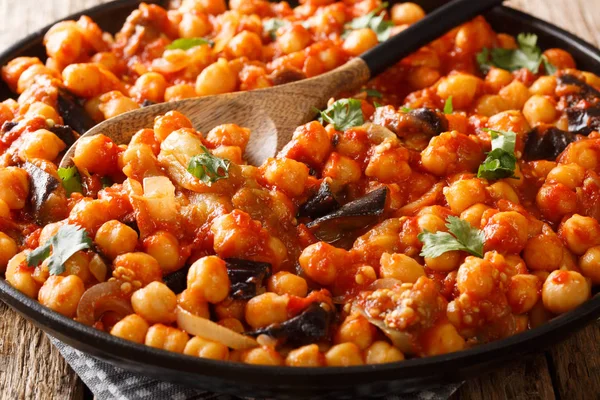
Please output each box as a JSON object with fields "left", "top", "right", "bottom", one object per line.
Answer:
{"left": 0, "top": 0, "right": 599, "bottom": 399}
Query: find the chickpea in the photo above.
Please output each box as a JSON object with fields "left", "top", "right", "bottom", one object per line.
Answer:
{"left": 145, "top": 324, "right": 189, "bottom": 353}
{"left": 214, "top": 297, "right": 246, "bottom": 320}
{"left": 91, "top": 52, "right": 123, "bottom": 75}
{"left": 536, "top": 183, "right": 577, "bottom": 220}
{"left": 485, "top": 68, "right": 513, "bottom": 93}
{"left": 164, "top": 84, "right": 197, "bottom": 102}
{"left": 421, "top": 323, "right": 466, "bottom": 356}
{"left": 110, "top": 314, "right": 149, "bottom": 344}
{"left": 498, "top": 80, "right": 531, "bottom": 111}
{"left": 94, "top": 220, "right": 138, "bottom": 260}
{"left": 407, "top": 66, "right": 441, "bottom": 89}
{"left": 0, "top": 199, "right": 10, "bottom": 219}
{"left": 195, "top": 58, "right": 237, "bottom": 96}
{"left": 38, "top": 275, "right": 85, "bottom": 317}
{"left": 205, "top": 124, "right": 250, "bottom": 151}
{"left": 444, "top": 178, "right": 487, "bottom": 214}
{"left": 417, "top": 213, "right": 447, "bottom": 233}
{"left": 278, "top": 121, "right": 331, "bottom": 168}
{"left": 322, "top": 153, "right": 362, "bottom": 185}
{"left": 391, "top": 2, "right": 425, "bottom": 25}
{"left": 365, "top": 341, "right": 405, "bottom": 364}
{"left": 242, "top": 346, "right": 284, "bottom": 366}
{"left": 299, "top": 242, "right": 348, "bottom": 286}
{"left": 579, "top": 246, "right": 600, "bottom": 284}
{"left": 325, "top": 343, "right": 364, "bottom": 366}
{"left": 143, "top": 231, "right": 181, "bottom": 275}
{"left": 5, "top": 252, "right": 40, "bottom": 298}
{"left": 542, "top": 270, "right": 591, "bottom": 314}
{"left": 542, "top": 49, "right": 576, "bottom": 70}
{"left": 474, "top": 94, "right": 508, "bottom": 117}
{"left": 184, "top": 336, "right": 229, "bottom": 360}
{"left": 267, "top": 272, "right": 308, "bottom": 297}
{"left": 261, "top": 157, "right": 309, "bottom": 197}
{"left": 226, "top": 31, "right": 263, "bottom": 60}
{"left": 529, "top": 76, "right": 557, "bottom": 96}
{"left": 436, "top": 73, "right": 482, "bottom": 109}
{"left": 1, "top": 57, "right": 43, "bottom": 92}
{"left": 487, "top": 181, "right": 519, "bottom": 204}
{"left": 98, "top": 91, "right": 139, "bottom": 119}
{"left": 278, "top": 25, "right": 312, "bottom": 55}
{"left": 460, "top": 203, "right": 490, "bottom": 228}
{"left": 17, "top": 129, "right": 66, "bottom": 162}
{"left": 187, "top": 256, "right": 230, "bottom": 303}
{"left": 487, "top": 110, "right": 531, "bottom": 136}
{"left": 365, "top": 139, "right": 411, "bottom": 183}
{"left": 130, "top": 72, "right": 168, "bottom": 103}
{"left": 285, "top": 344, "right": 325, "bottom": 367}
{"left": 523, "top": 95, "right": 557, "bottom": 126}
{"left": 131, "top": 281, "right": 177, "bottom": 324}
{"left": 245, "top": 292, "right": 289, "bottom": 329}
{"left": 44, "top": 21, "right": 84, "bottom": 65}
{"left": 522, "top": 232, "right": 563, "bottom": 272}
{"left": 153, "top": 110, "right": 193, "bottom": 142}
{"left": 62, "top": 63, "right": 121, "bottom": 98}
{"left": 425, "top": 251, "right": 462, "bottom": 272}
{"left": 342, "top": 28, "right": 378, "bottom": 57}
{"left": 17, "top": 64, "right": 60, "bottom": 94}
{"left": 546, "top": 164, "right": 585, "bottom": 190}
{"left": 217, "top": 317, "right": 244, "bottom": 333}
{"left": 507, "top": 274, "right": 540, "bottom": 314}
{"left": 0, "top": 167, "right": 30, "bottom": 210}
{"left": 483, "top": 211, "right": 529, "bottom": 254}
{"left": 456, "top": 256, "right": 496, "bottom": 298}
{"left": 379, "top": 253, "right": 424, "bottom": 283}
{"left": 179, "top": 12, "right": 211, "bottom": 38}
{"left": 0, "top": 233, "right": 17, "bottom": 273}
{"left": 559, "top": 214, "right": 600, "bottom": 255}
{"left": 212, "top": 145, "right": 243, "bottom": 164}
{"left": 177, "top": 288, "right": 210, "bottom": 318}
{"left": 112, "top": 252, "right": 162, "bottom": 288}
{"left": 421, "top": 131, "right": 483, "bottom": 176}
{"left": 25, "top": 101, "right": 61, "bottom": 122}
{"left": 335, "top": 314, "right": 376, "bottom": 350}
{"left": 73, "top": 134, "right": 120, "bottom": 176}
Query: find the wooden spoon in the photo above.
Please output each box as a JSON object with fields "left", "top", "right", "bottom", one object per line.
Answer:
{"left": 60, "top": 0, "right": 503, "bottom": 168}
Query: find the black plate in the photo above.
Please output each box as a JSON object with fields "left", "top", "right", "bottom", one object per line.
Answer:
{"left": 1, "top": 1, "right": 600, "bottom": 398}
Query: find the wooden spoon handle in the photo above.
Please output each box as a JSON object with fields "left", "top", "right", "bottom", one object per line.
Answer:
{"left": 361, "top": 0, "right": 505, "bottom": 76}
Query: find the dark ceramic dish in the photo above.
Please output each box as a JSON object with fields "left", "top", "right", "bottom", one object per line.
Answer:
{"left": 1, "top": 1, "right": 599, "bottom": 398}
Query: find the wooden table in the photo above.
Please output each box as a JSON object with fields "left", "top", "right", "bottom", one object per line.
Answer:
{"left": 0, "top": 0, "right": 599, "bottom": 399}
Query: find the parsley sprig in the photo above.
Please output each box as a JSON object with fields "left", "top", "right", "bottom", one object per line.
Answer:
{"left": 57, "top": 166, "right": 83, "bottom": 196}
{"left": 443, "top": 96, "right": 453, "bottom": 114}
{"left": 418, "top": 216, "right": 485, "bottom": 258}
{"left": 477, "top": 128, "right": 518, "bottom": 180}
{"left": 344, "top": 2, "right": 393, "bottom": 42}
{"left": 315, "top": 98, "right": 364, "bottom": 131}
{"left": 187, "top": 146, "right": 231, "bottom": 186}
{"left": 26, "top": 224, "right": 93, "bottom": 275}
{"left": 166, "top": 37, "right": 213, "bottom": 50}
{"left": 476, "top": 33, "right": 557, "bottom": 74}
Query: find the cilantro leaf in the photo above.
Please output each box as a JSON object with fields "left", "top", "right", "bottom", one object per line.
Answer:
{"left": 187, "top": 146, "right": 231, "bottom": 186}
{"left": 26, "top": 224, "right": 93, "bottom": 275}
{"left": 373, "top": 101, "right": 383, "bottom": 108}
{"left": 166, "top": 37, "right": 213, "bottom": 50}
{"left": 476, "top": 33, "right": 557, "bottom": 74}
{"left": 344, "top": 2, "right": 393, "bottom": 42}
{"left": 444, "top": 96, "right": 453, "bottom": 114}
{"left": 477, "top": 128, "right": 518, "bottom": 180}
{"left": 315, "top": 99, "right": 364, "bottom": 131}
{"left": 542, "top": 56, "right": 558, "bottom": 75}
{"left": 418, "top": 216, "right": 485, "bottom": 258}
{"left": 57, "top": 166, "right": 83, "bottom": 196}
{"left": 263, "top": 18, "right": 289, "bottom": 40}
{"left": 362, "top": 88, "right": 383, "bottom": 98}
{"left": 400, "top": 106, "right": 413, "bottom": 113}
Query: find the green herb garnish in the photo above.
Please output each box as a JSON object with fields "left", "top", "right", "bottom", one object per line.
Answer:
{"left": 344, "top": 2, "right": 393, "bottom": 42}
{"left": 418, "top": 216, "right": 485, "bottom": 258}
{"left": 187, "top": 146, "right": 231, "bottom": 186}
{"left": 26, "top": 224, "right": 93, "bottom": 275}
{"left": 362, "top": 88, "right": 383, "bottom": 98}
{"left": 166, "top": 37, "right": 213, "bottom": 50}
{"left": 57, "top": 166, "right": 83, "bottom": 196}
{"left": 263, "top": 18, "right": 289, "bottom": 40}
{"left": 443, "top": 96, "right": 453, "bottom": 114}
{"left": 400, "top": 106, "right": 413, "bottom": 113}
{"left": 373, "top": 101, "right": 383, "bottom": 108}
{"left": 476, "top": 33, "right": 557, "bottom": 74}
{"left": 315, "top": 99, "right": 364, "bottom": 131}
{"left": 477, "top": 128, "right": 518, "bottom": 180}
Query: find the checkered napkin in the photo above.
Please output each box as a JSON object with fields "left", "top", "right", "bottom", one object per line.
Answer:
{"left": 50, "top": 337, "right": 460, "bottom": 400}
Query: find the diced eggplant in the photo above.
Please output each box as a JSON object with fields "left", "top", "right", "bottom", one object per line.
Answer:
{"left": 48, "top": 124, "right": 78, "bottom": 147}
{"left": 246, "top": 302, "right": 333, "bottom": 346}
{"left": 401, "top": 108, "right": 449, "bottom": 136}
{"left": 225, "top": 258, "right": 271, "bottom": 300}
{"left": 270, "top": 67, "right": 307, "bottom": 86}
{"left": 22, "top": 162, "right": 60, "bottom": 222}
{"left": 297, "top": 179, "right": 340, "bottom": 219}
{"left": 57, "top": 89, "right": 96, "bottom": 134}
{"left": 306, "top": 187, "right": 388, "bottom": 246}
{"left": 523, "top": 126, "right": 576, "bottom": 161}
{"left": 566, "top": 106, "right": 600, "bottom": 135}
{"left": 1, "top": 121, "right": 17, "bottom": 134}
{"left": 557, "top": 74, "right": 600, "bottom": 100}
{"left": 163, "top": 267, "right": 188, "bottom": 294}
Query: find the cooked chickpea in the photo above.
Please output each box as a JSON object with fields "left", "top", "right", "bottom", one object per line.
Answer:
{"left": 542, "top": 270, "right": 591, "bottom": 314}
{"left": 498, "top": 80, "right": 531, "bottom": 110}
{"left": 474, "top": 94, "right": 508, "bottom": 117}
{"left": 579, "top": 246, "right": 600, "bottom": 284}
{"left": 365, "top": 139, "right": 411, "bottom": 183}
{"left": 546, "top": 164, "right": 585, "bottom": 190}
{"left": 365, "top": 341, "right": 405, "bottom": 364}
{"left": 299, "top": 242, "right": 348, "bottom": 285}
{"left": 145, "top": 324, "right": 189, "bottom": 353}
{"left": 130, "top": 72, "right": 168, "bottom": 103}
{"left": 278, "top": 25, "right": 311, "bottom": 55}
{"left": 523, "top": 95, "right": 557, "bottom": 126}
{"left": 425, "top": 251, "right": 462, "bottom": 272}
{"left": 529, "top": 76, "right": 557, "bottom": 96}
{"left": 217, "top": 317, "right": 244, "bottom": 333}
{"left": 195, "top": 58, "right": 237, "bottom": 96}
{"left": 242, "top": 346, "right": 284, "bottom": 365}
{"left": 131, "top": 281, "right": 177, "bottom": 324}
{"left": 226, "top": 31, "right": 263, "bottom": 60}
{"left": 187, "top": 256, "right": 230, "bottom": 303}
{"left": 559, "top": 214, "right": 600, "bottom": 255}
{"left": 267, "top": 272, "right": 308, "bottom": 297}
{"left": 38, "top": 275, "right": 85, "bottom": 318}
{"left": 262, "top": 157, "right": 309, "bottom": 197}
{"left": 214, "top": 297, "right": 246, "bottom": 320}
{"left": 456, "top": 256, "right": 496, "bottom": 298}
{"left": 205, "top": 124, "right": 250, "bottom": 151}
{"left": 0, "top": 232, "right": 18, "bottom": 273}
{"left": 335, "top": 314, "right": 376, "bottom": 350}
{"left": 5, "top": 252, "right": 40, "bottom": 298}
{"left": 72, "top": 134, "right": 120, "bottom": 175}
{"left": 485, "top": 68, "right": 513, "bottom": 92}
{"left": 460, "top": 203, "right": 490, "bottom": 228}
{"left": 542, "top": 48, "right": 576, "bottom": 70}
{"left": 245, "top": 292, "right": 289, "bottom": 329}
{"left": 94, "top": 220, "right": 138, "bottom": 260}
{"left": 536, "top": 183, "right": 578, "bottom": 220}
{"left": 507, "top": 274, "right": 540, "bottom": 314}
{"left": 391, "top": 2, "right": 425, "bottom": 25}
{"left": 18, "top": 129, "right": 66, "bottom": 162}
{"left": 322, "top": 153, "right": 362, "bottom": 185}
{"left": 444, "top": 178, "right": 487, "bottom": 214}
{"left": 177, "top": 288, "right": 210, "bottom": 318}
{"left": 184, "top": 336, "right": 229, "bottom": 360}
{"left": 342, "top": 28, "right": 378, "bottom": 57}
{"left": 522, "top": 232, "right": 563, "bottom": 272}
{"left": 62, "top": 63, "right": 120, "bottom": 98}
{"left": 179, "top": 12, "right": 211, "bottom": 38}
{"left": 487, "top": 181, "right": 519, "bottom": 204}
{"left": 0, "top": 167, "right": 30, "bottom": 210}
{"left": 421, "top": 131, "right": 483, "bottom": 176}
{"left": 379, "top": 253, "right": 424, "bottom": 283}
{"left": 483, "top": 211, "right": 529, "bottom": 254}
{"left": 25, "top": 101, "right": 61, "bottom": 122}
{"left": 421, "top": 323, "right": 465, "bottom": 356}
{"left": 164, "top": 84, "right": 197, "bottom": 102}
{"left": 278, "top": 121, "right": 331, "bottom": 167}
{"left": 143, "top": 231, "right": 181, "bottom": 274}
{"left": 325, "top": 343, "right": 364, "bottom": 366}
{"left": 112, "top": 252, "right": 162, "bottom": 287}
{"left": 436, "top": 73, "right": 482, "bottom": 109}
{"left": 285, "top": 344, "right": 325, "bottom": 367}
{"left": 111, "top": 314, "right": 149, "bottom": 343}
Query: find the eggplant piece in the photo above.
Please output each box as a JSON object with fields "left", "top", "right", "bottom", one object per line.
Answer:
{"left": 57, "top": 89, "right": 96, "bottom": 134}
{"left": 22, "top": 162, "right": 60, "bottom": 222}
{"left": 48, "top": 124, "right": 78, "bottom": 147}
{"left": 306, "top": 187, "right": 388, "bottom": 246}
{"left": 297, "top": 180, "right": 340, "bottom": 219}
{"left": 523, "top": 126, "right": 576, "bottom": 161}
{"left": 1, "top": 121, "right": 17, "bottom": 134}
{"left": 270, "top": 67, "right": 307, "bottom": 86}
{"left": 225, "top": 258, "right": 271, "bottom": 300}
{"left": 401, "top": 108, "right": 448, "bottom": 136}
{"left": 163, "top": 267, "right": 188, "bottom": 294}
{"left": 558, "top": 74, "right": 600, "bottom": 100}
{"left": 246, "top": 303, "right": 333, "bottom": 346}
{"left": 566, "top": 106, "right": 600, "bottom": 135}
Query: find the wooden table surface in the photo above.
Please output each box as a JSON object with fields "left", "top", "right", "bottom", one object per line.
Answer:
{"left": 1, "top": 0, "right": 599, "bottom": 399}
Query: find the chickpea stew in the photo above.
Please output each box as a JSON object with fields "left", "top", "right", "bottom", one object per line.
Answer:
{"left": 1, "top": 0, "right": 600, "bottom": 368}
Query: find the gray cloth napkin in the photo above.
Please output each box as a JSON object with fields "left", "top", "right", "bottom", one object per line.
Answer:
{"left": 50, "top": 337, "right": 460, "bottom": 400}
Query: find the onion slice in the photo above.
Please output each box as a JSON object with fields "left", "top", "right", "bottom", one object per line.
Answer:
{"left": 176, "top": 306, "right": 258, "bottom": 350}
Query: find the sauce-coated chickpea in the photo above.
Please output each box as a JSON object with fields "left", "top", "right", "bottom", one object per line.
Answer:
{"left": 131, "top": 281, "right": 178, "bottom": 324}
{"left": 110, "top": 314, "right": 149, "bottom": 343}
{"left": 456, "top": 256, "right": 496, "bottom": 299}
{"left": 379, "top": 253, "right": 425, "bottom": 283}
{"left": 542, "top": 270, "right": 590, "bottom": 314}
{"left": 242, "top": 346, "right": 284, "bottom": 365}
{"left": 523, "top": 233, "right": 563, "bottom": 271}
{"left": 143, "top": 231, "right": 181, "bottom": 275}
{"left": 38, "top": 275, "right": 85, "bottom": 318}
{"left": 523, "top": 95, "right": 557, "bottom": 126}
{"left": 436, "top": 73, "right": 482, "bottom": 109}
{"left": 559, "top": 214, "right": 600, "bottom": 255}
{"left": 95, "top": 220, "right": 138, "bottom": 260}
{"left": 420, "top": 323, "right": 465, "bottom": 356}
{"left": 365, "top": 341, "right": 405, "bottom": 364}
{"left": 113, "top": 252, "right": 162, "bottom": 287}
{"left": 245, "top": 292, "right": 289, "bottom": 329}
{"left": 184, "top": 336, "right": 229, "bottom": 360}
{"left": 5, "top": 252, "right": 40, "bottom": 298}
{"left": 145, "top": 324, "right": 189, "bottom": 353}
{"left": 267, "top": 272, "right": 308, "bottom": 297}
{"left": 325, "top": 343, "right": 364, "bottom": 366}
{"left": 390, "top": 2, "right": 425, "bottom": 25}
{"left": 195, "top": 58, "right": 237, "bottom": 96}
{"left": 507, "top": 274, "right": 540, "bottom": 314}
{"left": 579, "top": 246, "right": 600, "bottom": 284}
{"left": 0, "top": 232, "right": 18, "bottom": 273}
{"left": 177, "top": 288, "right": 210, "bottom": 318}
{"left": 299, "top": 242, "right": 348, "bottom": 285}
{"left": 187, "top": 256, "right": 230, "bottom": 304}
{"left": 334, "top": 313, "right": 376, "bottom": 350}
{"left": 285, "top": 344, "right": 325, "bottom": 367}
{"left": 262, "top": 157, "right": 309, "bottom": 197}
{"left": 444, "top": 178, "right": 487, "bottom": 214}
{"left": 0, "top": 167, "right": 30, "bottom": 210}
{"left": 342, "top": 28, "right": 378, "bottom": 57}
